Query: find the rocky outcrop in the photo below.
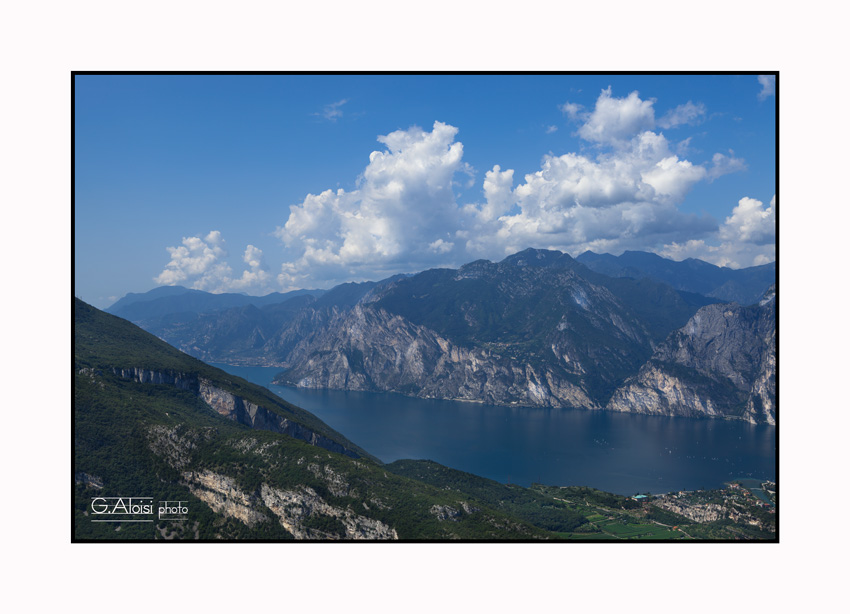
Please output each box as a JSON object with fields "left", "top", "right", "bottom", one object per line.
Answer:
{"left": 430, "top": 504, "right": 462, "bottom": 522}
{"left": 306, "top": 463, "right": 350, "bottom": 497}
{"left": 607, "top": 286, "right": 776, "bottom": 423}
{"left": 197, "top": 379, "right": 357, "bottom": 457}
{"left": 260, "top": 483, "right": 397, "bottom": 540}
{"left": 74, "top": 472, "right": 103, "bottom": 489}
{"left": 278, "top": 305, "right": 598, "bottom": 409}
{"left": 604, "top": 364, "right": 727, "bottom": 419}
{"left": 113, "top": 367, "right": 360, "bottom": 457}
{"left": 179, "top": 468, "right": 397, "bottom": 540}
{"left": 182, "top": 470, "right": 270, "bottom": 528}
{"left": 744, "top": 344, "right": 775, "bottom": 424}
{"left": 111, "top": 367, "right": 197, "bottom": 390}
{"left": 743, "top": 288, "right": 776, "bottom": 424}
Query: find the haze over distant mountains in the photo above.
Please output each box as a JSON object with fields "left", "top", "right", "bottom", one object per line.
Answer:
{"left": 107, "top": 250, "right": 776, "bottom": 424}
{"left": 576, "top": 250, "right": 775, "bottom": 306}
{"left": 108, "top": 286, "right": 327, "bottom": 322}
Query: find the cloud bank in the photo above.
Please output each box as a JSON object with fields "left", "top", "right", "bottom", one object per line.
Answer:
{"left": 155, "top": 87, "right": 773, "bottom": 293}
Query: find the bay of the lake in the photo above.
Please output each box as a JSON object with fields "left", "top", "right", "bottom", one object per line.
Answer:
{"left": 211, "top": 363, "right": 776, "bottom": 496}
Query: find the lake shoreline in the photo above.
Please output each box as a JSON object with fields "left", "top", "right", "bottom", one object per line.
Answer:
{"left": 210, "top": 362, "right": 777, "bottom": 496}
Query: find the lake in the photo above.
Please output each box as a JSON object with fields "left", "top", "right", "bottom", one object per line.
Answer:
{"left": 211, "top": 363, "right": 777, "bottom": 496}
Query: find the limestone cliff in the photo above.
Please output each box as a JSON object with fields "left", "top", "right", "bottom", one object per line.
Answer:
{"left": 178, "top": 469, "right": 397, "bottom": 539}
{"left": 113, "top": 367, "right": 359, "bottom": 457}
{"left": 273, "top": 254, "right": 666, "bottom": 409}
{"left": 278, "top": 304, "right": 598, "bottom": 409}
{"left": 606, "top": 286, "right": 776, "bottom": 423}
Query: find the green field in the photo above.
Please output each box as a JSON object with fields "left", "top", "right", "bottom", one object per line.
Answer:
{"left": 557, "top": 532, "right": 618, "bottom": 540}
{"left": 593, "top": 519, "right": 686, "bottom": 540}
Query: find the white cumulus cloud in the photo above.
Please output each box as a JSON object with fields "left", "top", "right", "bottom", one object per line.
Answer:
{"left": 154, "top": 231, "right": 232, "bottom": 290}
{"left": 641, "top": 156, "right": 708, "bottom": 203}
{"left": 720, "top": 196, "right": 775, "bottom": 245}
{"left": 274, "top": 93, "right": 752, "bottom": 288}
{"left": 275, "top": 121, "right": 467, "bottom": 289}
{"left": 577, "top": 87, "right": 656, "bottom": 145}
{"left": 472, "top": 165, "right": 515, "bottom": 222}
{"left": 155, "top": 232, "right": 273, "bottom": 293}
{"left": 229, "top": 245, "right": 272, "bottom": 291}
{"left": 464, "top": 116, "right": 721, "bottom": 259}
{"left": 659, "top": 195, "right": 776, "bottom": 268}
{"left": 207, "top": 88, "right": 764, "bottom": 291}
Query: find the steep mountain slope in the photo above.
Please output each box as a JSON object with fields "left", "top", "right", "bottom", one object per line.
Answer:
{"left": 275, "top": 249, "right": 716, "bottom": 409}
{"left": 577, "top": 250, "right": 775, "bottom": 305}
{"left": 117, "top": 252, "right": 721, "bottom": 371}
{"left": 76, "top": 297, "right": 373, "bottom": 460}
{"left": 606, "top": 285, "right": 776, "bottom": 424}
{"left": 74, "top": 298, "right": 598, "bottom": 540}
{"left": 106, "top": 249, "right": 775, "bottom": 420}
{"left": 137, "top": 295, "right": 320, "bottom": 366}
{"left": 132, "top": 282, "right": 383, "bottom": 367}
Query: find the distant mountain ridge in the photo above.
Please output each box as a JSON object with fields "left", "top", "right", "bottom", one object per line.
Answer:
{"left": 107, "top": 249, "right": 775, "bottom": 423}
{"left": 576, "top": 250, "right": 775, "bottom": 305}
{"left": 107, "top": 286, "right": 327, "bottom": 321}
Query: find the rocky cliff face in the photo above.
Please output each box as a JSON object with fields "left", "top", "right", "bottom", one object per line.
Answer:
{"left": 143, "top": 424, "right": 399, "bottom": 540}
{"left": 260, "top": 482, "right": 398, "bottom": 540}
{"left": 603, "top": 364, "right": 728, "bottom": 419}
{"left": 180, "top": 469, "right": 398, "bottom": 539}
{"left": 607, "top": 286, "right": 776, "bottom": 423}
{"left": 278, "top": 304, "right": 598, "bottom": 409}
{"left": 274, "top": 253, "right": 667, "bottom": 409}
{"left": 183, "top": 470, "right": 271, "bottom": 528}
{"left": 111, "top": 367, "right": 197, "bottom": 390}
{"left": 113, "top": 367, "right": 360, "bottom": 457}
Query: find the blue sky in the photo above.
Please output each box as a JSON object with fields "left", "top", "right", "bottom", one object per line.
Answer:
{"left": 74, "top": 74, "right": 776, "bottom": 308}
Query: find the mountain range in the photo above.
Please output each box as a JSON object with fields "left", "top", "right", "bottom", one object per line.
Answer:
{"left": 74, "top": 297, "right": 775, "bottom": 540}
{"left": 107, "top": 249, "right": 776, "bottom": 424}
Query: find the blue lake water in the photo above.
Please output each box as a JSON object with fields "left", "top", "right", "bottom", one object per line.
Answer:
{"left": 211, "top": 363, "right": 777, "bottom": 496}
